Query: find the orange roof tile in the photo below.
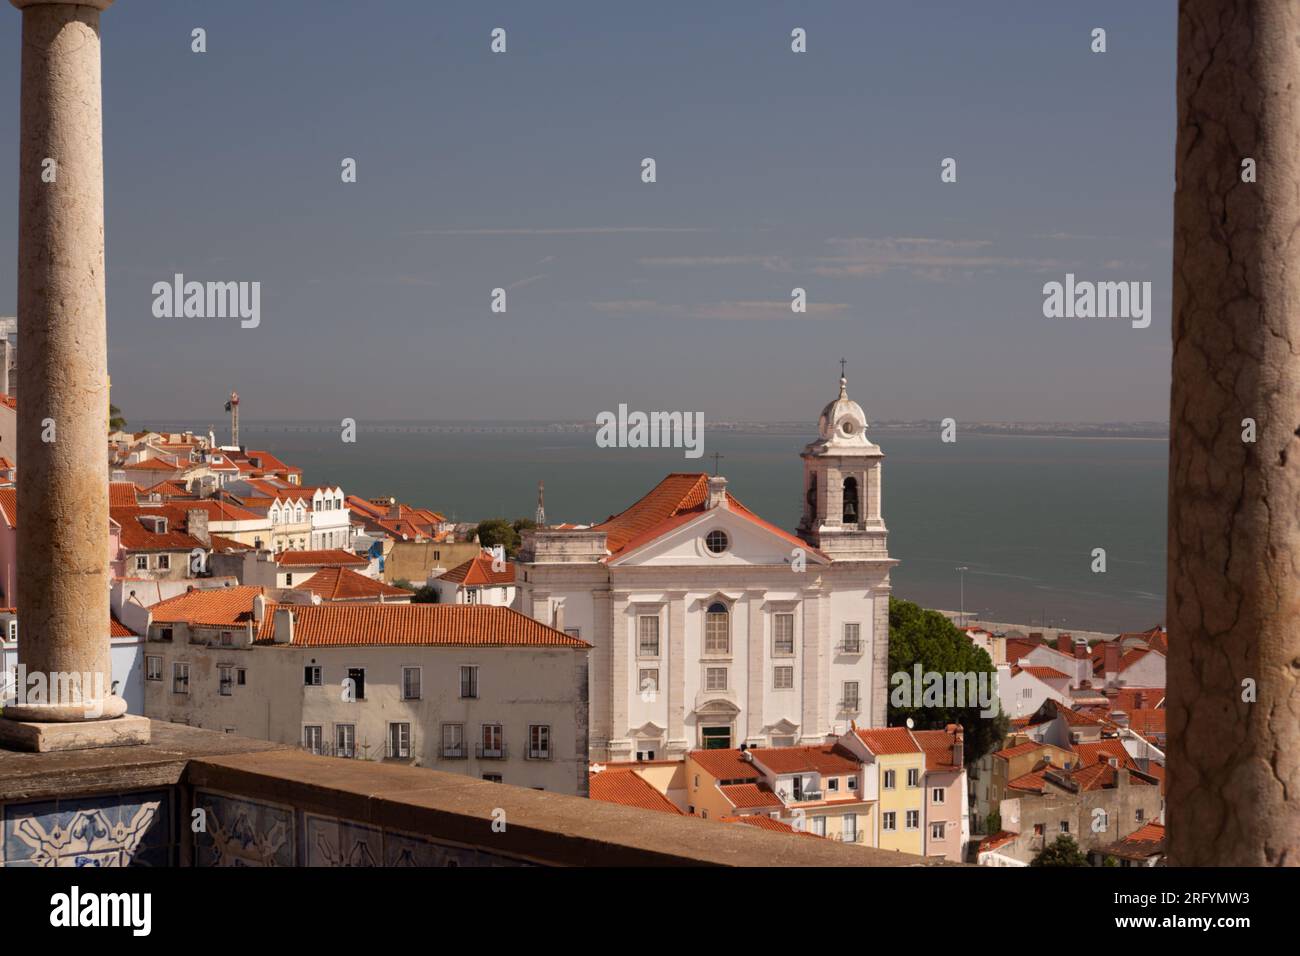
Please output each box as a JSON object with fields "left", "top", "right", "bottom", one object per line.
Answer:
{"left": 589, "top": 771, "right": 683, "bottom": 815}
{"left": 1015, "top": 665, "right": 1070, "bottom": 680}
{"left": 298, "top": 566, "right": 412, "bottom": 601}
{"left": 258, "top": 604, "right": 591, "bottom": 649}
{"left": 688, "top": 749, "right": 761, "bottom": 782}
{"left": 1072, "top": 739, "right": 1139, "bottom": 771}
{"left": 277, "top": 548, "right": 368, "bottom": 568}
{"left": 439, "top": 552, "right": 516, "bottom": 587}
{"left": 978, "top": 831, "right": 1018, "bottom": 853}
{"left": 854, "top": 727, "right": 921, "bottom": 755}
{"left": 749, "top": 744, "right": 860, "bottom": 776}
{"left": 109, "top": 482, "right": 140, "bottom": 507}
{"left": 718, "top": 782, "right": 783, "bottom": 809}
{"left": 150, "top": 585, "right": 267, "bottom": 628}
{"left": 912, "top": 728, "right": 963, "bottom": 772}
{"left": 0, "top": 487, "right": 15, "bottom": 529}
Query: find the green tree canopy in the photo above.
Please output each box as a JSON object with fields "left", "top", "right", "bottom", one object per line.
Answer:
{"left": 887, "top": 596, "right": 1008, "bottom": 764}
{"left": 1031, "top": 834, "right": 1090, "bottom": 867}
{"left": 475, "top": 518, "right": 522, "bottom": 557}
{"left": 108, "top": 404, "right": 127, "bottom": 431}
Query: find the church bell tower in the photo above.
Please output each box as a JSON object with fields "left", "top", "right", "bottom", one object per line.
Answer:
{"left": 796, "top": 366, "right": 890, "bottom": 561}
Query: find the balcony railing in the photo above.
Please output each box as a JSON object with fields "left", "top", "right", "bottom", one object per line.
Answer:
{"left": 476, "top": 743, "right": 507, "bottom": 760}
{"left": 524, "top": 748, "right": 552, "bottom": 761}
{"left": 839, "top": 699, "right": 861, "bottom": 713}
{"left": 836, "top": 640, "right": 863, "bottom": 655}
{"left": 440, "top": 744, "right": 467, "bottom": 760}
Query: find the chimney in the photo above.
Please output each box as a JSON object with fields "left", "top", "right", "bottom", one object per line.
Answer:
{"left": 1134, "top": 691, "right": 1146, "bottom": 710}
{"left": 1074, "top": 639, "right": 1089, "bottom": 660}
{"left": 253, "top": 594, "right": 267, "bottom": 623}
{"left": 1056, "top": 633, "right": 1071, "bottom": 655}
{"left": 949, "top": 723, "right": 964, "bottom": 768}
{"left": 187, "top": 508, "right": 210, "bottom": 546}
{"left": 1104, "top": 641, "right": 1121, "bottom": 682}
{"left": 706, "top": 475, "right": 729, "bottom": 510}
{"left": 273, "top": 606, "right": 294, "bottom": 644}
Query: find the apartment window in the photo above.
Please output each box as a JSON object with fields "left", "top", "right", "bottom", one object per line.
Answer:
{"left": 303, "top": 725, "right": 323, "bottom": 754}
{"left": 346, "top": 667, "right": 365, "bottom": 701}
{"left": 285, "top": 573, "right": 293, "bottom": 586}
{"left": 480, "top": 723, "right": 504, "bottom": 758}
{"left": 841, "top": 681, "right": 860, "bottom": 712}
{"left": 388, "top": 722, "right": 412, "bottom": 758}
{"left": 704, "top": 602, "right": 730, "bottom": 655}
{"left": 528, "top": 724, "right": 551, "bottom": 760}
{"left": 336, "top": 723, "right": 356, "bottom": 758}
{"left": 135, "top": 555, "right": 148, "bottom": 570}
{"left": 1095, "top": 811, "right": 1108, "bottom": 831}
{"left": 842, "top": 622, "right": 862, "bottom": 653}
{"left": 848, "top": 776, "right": 858, "bottom": 790}
{"left": 638, "top": 668, "right": 659, "bottom": 696}
{"left": 465, "top": 587, "right": 480, "bottom": 605}
{"left": 932, "top": 787, "right": 945, "bottom": 804}
{"left": 638, "top": 615, "right": 660, "bottom": 657}
{"left": 237, "top": 668, "right": 246, "bottom": 686}
{"left": 157, "top": 554, "right": 171, "bottom": 571}
{"left": 402, "top": 666, "right": 422, "bottom": 700}
{"left": 931, "top": 822, "right": 946, "bottom": 841}
{"left": 160, "top": 627, "right": 174, "bottom": 643}
{"left": 827, "top": 778, "right": 839, "bottom": 793}
{"left": 304, "top": 665, "right": 322, "bottom": 686}
{"left": 219, "top": 631, "right": 233, "bottom": 647}
{"left": 565, "top": 627, "right": 582, "bottom": 639}
{"left": 811, "top": 816, "right": 827, "bottom": 837}
{"left": 1135, "top": 808, "right": 1145, "bottom": 823}
{"left": 172, "top": 662, "right": 189, "bottom": 695}
{"left": 773, "top": 666, "right": 794, "bottom": 690}
{"left": 1060, "top": 821, "right": 1071, "bottom": 833}
{"left": 460, "top": 665, "right": 478, "bottom": 699}
{"left": 883, "top": 769, "right": 896, "bottom": 790}
{"left": 146, "top": 656, "right": 162, "bottom": 681}
{"left": 442, "top": 723, "right": 465, "bottom": 758}
{"left": 792, "top": 776, "right": 803, "bottom": 801}
{"left": 843, "top": 813, "right": 858, "bottom": 843}
{"left": 882, "top": 812, "right": 897, "bottom": 832}
{"left": 907, "top": 768, "right": 920, "bottom": 788}
{"left": 218, "top": 665, "right": 233, "bottom": 696}
{"left": 773, "top": 612, "right": 794, "bottom": 656}
{"left": 906, "top": 810, "right": 920, "bottom": 830}
{"left": 705, "top": 667, "right": 727, "bottom": 692}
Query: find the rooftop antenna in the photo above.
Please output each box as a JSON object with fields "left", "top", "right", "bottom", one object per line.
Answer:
{"left": 224, "top": 390, "right": 240, "bottom": 447}
{"left": 709, "top": 451, "right": 724, "bottom": 476}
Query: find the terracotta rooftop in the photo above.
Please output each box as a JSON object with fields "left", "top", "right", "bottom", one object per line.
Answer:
{"left": 258, "top": 604, "right": 591, "bottom": 649}
{"left": 439, "top": 552, "right": 516, "bottom": 587}
{"left": 911, "top": 728, "right": 963, "bottom": 772}
{"left": 749, "top": 743, "right": 860, "bottom": 776}
{"left": 297, "top": 566, "right": 412, "bottom": 601}
{"left": 687, "top": 749, "right": 761, "bottom": 782}
{"left": 276, "top": 548, "right": 368, "bottom": 568}
{"left": 589, "top": 769, "right": 683, "bottom": 815}
{"left": 854, "top": 727, "right": 921, "bottom": 755}
{"left": 150, "top": 585, "right": 268, "bottom": 628}
{"left": 718, "top": 782, "right": 784, "bottom": 810}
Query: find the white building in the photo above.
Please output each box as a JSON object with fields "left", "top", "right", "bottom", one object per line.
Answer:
{"left": 140, "top": 590, "right": 592, "bottom": 794}
{"left": 302, "top": 484, "right": 352, "bottom": 551}
{"left": 515, "top": 374, "right": 896, "bottom": 761}
{"left": 431, "top": 551, "right": 518, "bottom": 606}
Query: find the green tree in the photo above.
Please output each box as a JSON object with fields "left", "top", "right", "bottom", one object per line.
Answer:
{"left": 108, "top": 403, "right": 127, "bottom": 432}
{"left": 411, "top": 584, "right": 439, "bottom": 604}
{"left": 887, "top": 596, "right": 1009, "bottom": 763}
{"left": 985, "top": 811, "right": 1002, "bottom": 835}
{"left": 1031, "top": 834, "right": 1089, "bottom": 867}
{"left": 475, "top": 518, "right": 521, "bottom": 557}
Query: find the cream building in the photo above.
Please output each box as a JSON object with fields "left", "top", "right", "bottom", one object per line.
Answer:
{"left": 140, "top": 588, "right": 592, "bottom": 794}
{"left": 516, "top": 375, "right": 896, "bottom": 761}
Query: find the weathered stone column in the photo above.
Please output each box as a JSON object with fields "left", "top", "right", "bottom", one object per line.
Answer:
{"left": 5, "top": 0, "right": 125, "bottom": 728}
{"left": 1168, "top": 0, "right": 1300, "bottom": 865}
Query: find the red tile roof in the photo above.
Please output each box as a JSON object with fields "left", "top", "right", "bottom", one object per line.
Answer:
{"left": 1073, "top": 739, "right": 1139, "bottom": 771}
{"left": 110, "top": 615, "right": 135, "bottom": 637}
{"left": 109, "top": 482, "right": 140, "bottom": 507}
{"left": 1006, "top": 769, "right": 1050, "bottom": 793}
{"left": 912, "top": 728, "right": 963, "bottom": 772}
{"left": 589, "top": 770, "right": 683, "bottom": 815}
{"left": 854, "top": 727, "right": 921, "bottom": 755}
{"left": 994, "top": 740, "right": 1049, "bottom": 760}
{"left": 276, "top": 548, "right": 368, "bottom": 568}
{"left": 749, "top": 744, "right": 860, "bottom": 776}
{"left": 1014, "top": 665, "right": 1070, "bottom": 680}
{"left": 258, "top": 604, "right": 591, "bottom": 649}
{"left": 123, "top": 457, "right": 181, "bottom": 472}
{"left": 596, "top": 473, "right": 828, "bottom": 562}
{"left": 0, "top": 487, "right": 15, "bottom": 529}
{"left": 718, "top": 782, "right": 784, "bottom": 809}
{"left": 111, "top": 507, "right": 205, "bottom": 552}
{"left": 150, "top": 585, "right": 267, "bottom": 628}
{"left": 297, "top": 566, "right": 412, "bottom": 601}
{"left": 688, "top": 749, "right": 761, "bottom": 782}
{"left": 439, "top": 552, "right": 516, "bottom": 587}
{"left": 978, "top": 831, "right": 1018, "bottom": 853}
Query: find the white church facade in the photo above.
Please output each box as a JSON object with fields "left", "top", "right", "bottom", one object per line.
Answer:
{"left": 515, "top": 375, "right": 897, "bottom": 762}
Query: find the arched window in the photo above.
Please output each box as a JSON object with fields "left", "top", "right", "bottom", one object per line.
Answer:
{"left": 842, "top": 476, "right": 860, "bottom": 524}
{"left": 705, "top": 601, "right": 730, "bottom": 655}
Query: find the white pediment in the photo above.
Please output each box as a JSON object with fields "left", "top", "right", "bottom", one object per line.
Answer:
{"left": 608, "top": 506, "right": 828, "bottom": 570}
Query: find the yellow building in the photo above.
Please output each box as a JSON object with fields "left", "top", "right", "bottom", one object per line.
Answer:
{"left": 842, "top": 727, "right": 927, "bottom": 854}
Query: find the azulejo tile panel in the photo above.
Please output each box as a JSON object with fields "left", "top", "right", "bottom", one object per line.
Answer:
{"left": 2, "top": 790, "right": 171, "bottom": 867}
{"left": 192, "top": 790, "right": 294, "bottom": 867}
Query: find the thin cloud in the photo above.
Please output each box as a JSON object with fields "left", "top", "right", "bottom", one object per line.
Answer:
{"left": 506, "top": 274, "right": 548, "bottom": 290}
{"left": 408, "top": 226, "right": 712, "bottom": 236}
{"left": 591, "top": 299, "right": 850, "bottom": 320}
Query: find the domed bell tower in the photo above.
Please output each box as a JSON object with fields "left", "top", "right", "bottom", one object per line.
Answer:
{"left": 797, "top": 368, "right": 890, "bottom": 561}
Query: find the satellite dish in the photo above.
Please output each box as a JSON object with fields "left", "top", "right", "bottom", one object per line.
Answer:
{"left": 905, "top": 717, "right": 915, "bottom": 729}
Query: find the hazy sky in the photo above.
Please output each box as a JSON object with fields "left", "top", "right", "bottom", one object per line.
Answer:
{"left": 1, "top": 0, "right": 1176, "bottom": 425}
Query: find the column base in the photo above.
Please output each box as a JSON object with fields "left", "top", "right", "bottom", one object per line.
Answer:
{"left": 2, "top": 694, "right": 128, "bottom": 722}
{"left": 0, "top": 712, "right": 150, "bottom": 753}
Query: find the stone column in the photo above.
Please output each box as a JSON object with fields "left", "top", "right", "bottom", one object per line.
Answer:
{"left": 744, "top": 591, "right": 764, "bottom": 744}
{"left": 5, "top": 0, "right": 127, "bottom": 728}
{"left": 1167, "top": 0, "right": 1300, "bottom": 865}
{"left": 799, "top": 588, "right": 823, "bottom": 742}
{"left": 667, "top": 591, "right": 686, "bottom": 752}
